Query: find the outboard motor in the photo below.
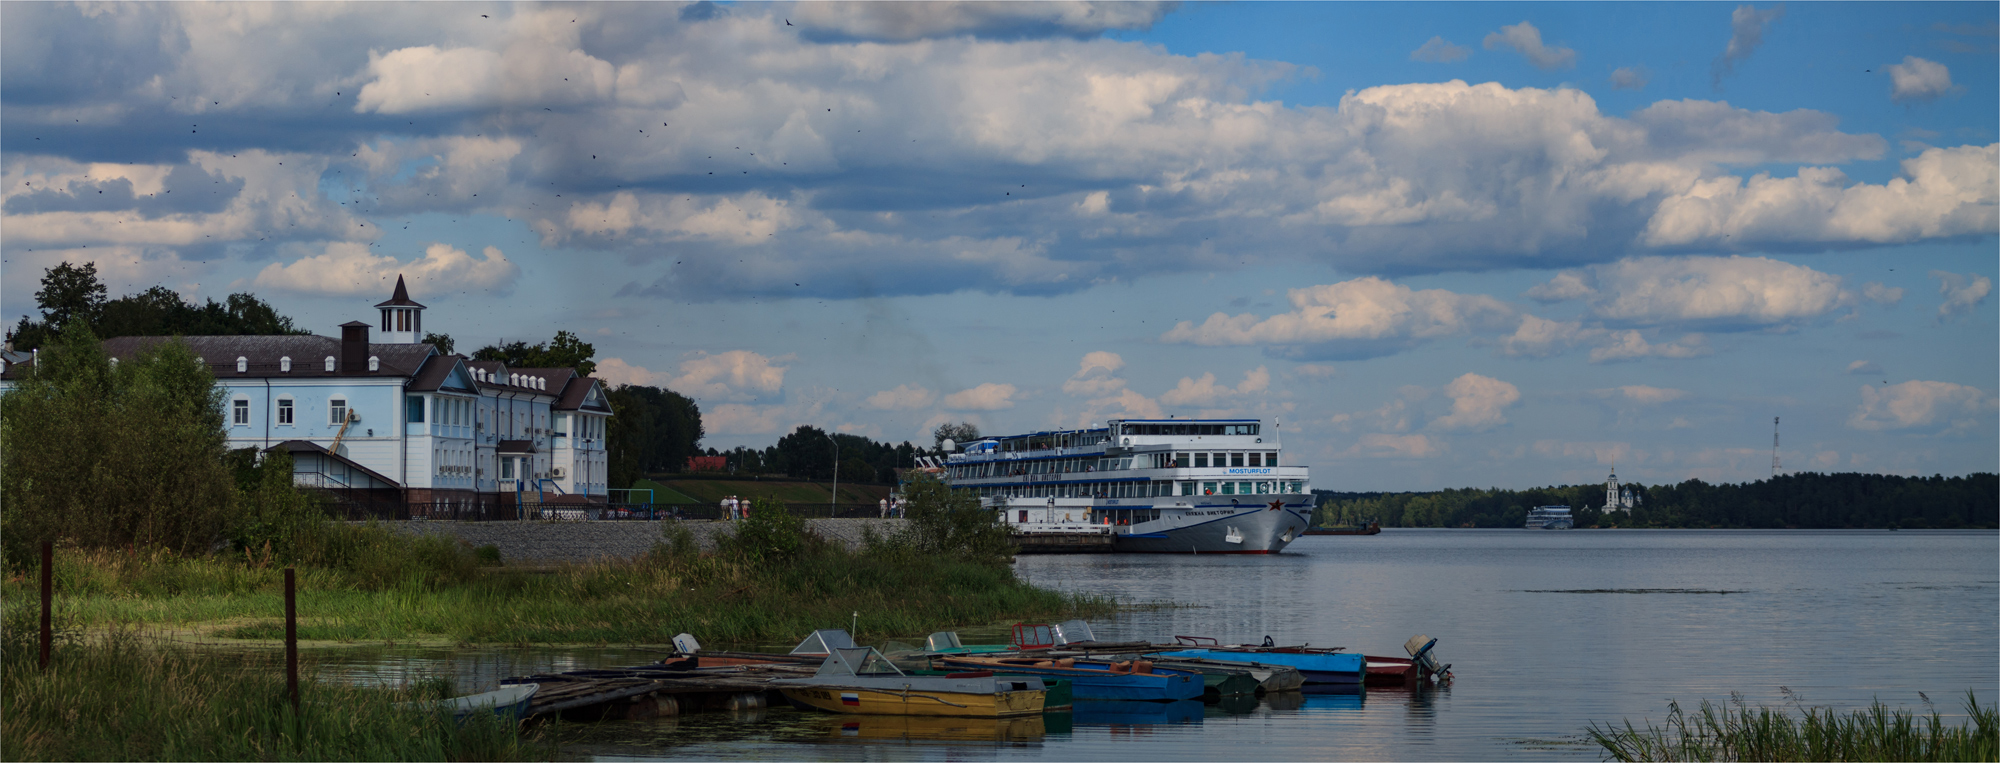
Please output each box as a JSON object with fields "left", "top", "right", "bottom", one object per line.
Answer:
{"left": 673, "top": 633, "right": 702, "bottom": 655}
{"left": 1403, "top": 634, "right": 1452, "bottom": 684}
{"left": 1262, "top": 635, "right": 1275, "bottom": 647}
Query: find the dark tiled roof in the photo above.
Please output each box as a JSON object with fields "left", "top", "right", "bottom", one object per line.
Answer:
{"left": 498, "top": 439, "right": 535, "bottom": 453}
{"left": 97, "top": 335, "right": 436, "bottom": 379}
{"left": 373, "top": 275, "right": 426, "bottom": 308}
{"left": 406, "top": 354, "right": 479, "bottom": 393}
{"left": 263, "top": 439, "right": 401, "bottom": 487}
{"left": 553, "top": 376, "right": 611, "bottom": 412}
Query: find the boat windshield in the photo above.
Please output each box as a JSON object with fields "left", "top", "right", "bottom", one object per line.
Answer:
{"left": 818, "top": 647, "right": 907, "bottom": 677}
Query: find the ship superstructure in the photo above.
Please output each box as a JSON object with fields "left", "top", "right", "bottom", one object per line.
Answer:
{"left": 940, "top": 419, "right": 1312, "bottom": 554}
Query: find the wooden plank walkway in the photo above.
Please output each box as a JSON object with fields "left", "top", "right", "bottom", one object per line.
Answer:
{"left": 507, "top": 662, "right": 816, "bottom": 719}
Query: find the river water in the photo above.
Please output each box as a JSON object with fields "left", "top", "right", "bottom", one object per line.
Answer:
{"left": 326, "top": 529, "right": 1998, "bottom": 761}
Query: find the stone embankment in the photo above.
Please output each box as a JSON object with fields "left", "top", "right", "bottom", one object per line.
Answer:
{"left": 377, "top": 518, "right": 905, "bottom": 565}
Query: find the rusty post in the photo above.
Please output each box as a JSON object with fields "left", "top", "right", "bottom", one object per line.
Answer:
{"left": 39, "top": 541, "right": 52, "bottom": 670}
{"left": 285, "top": 568, "right": 298, "bottom": 711}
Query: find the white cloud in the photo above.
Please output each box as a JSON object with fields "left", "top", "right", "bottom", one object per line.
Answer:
{"left": 1161, "top": 277, "right": 1513, "bottom": 359}
{"left": 1429, "top": 373, "right": 1520, "bottom": 432}
{"left": 1062, "top": 351, "right": 1128, "bottom": 396}
{"left": 1642, "top": 144, "right": 1999, "bottom": 249}
{"left": 706, "top": 403, "right": 787, "bottom": 435}
{"left": 1594, "top": 385, "right": 1689, "bottom": 405}
{"left": 1340, "top": 433, "right": 1443, "bottom": 459}
{"left": 1288, "top": 363, "right": 1339, "bottom": 380}
{"left": 866, "top": 383, "right": 936, "bottom": 410}
{"left": 670, "top": 350, "right": 791, "bottom": 402}
{"left": 1887, "top": 56, "right": 1960, "bottom": 104}
{"left": 944, "top": 382, "right": 1017, "bottom": 410}
{"left": 791, "top": 2, "right": 1176, "bottom": 41}
{"left": 1589, "top": 330, "right": 1710, "bottom": 363}
{"left": 593, "top": 357, "right": 664, "bottom": 387}
{"left": 1609, "top": 66, "right": 1650, "bottom": 90}
{"left": 1862, "top": 282, "right": 1904, "bottom": 306}
{"left": 1847, "top": 380, "right": 1995, "bottom": 433}
{"left": 1409, "top": 36, "right": 1470, "bottom": 63}
{"left": 1931, "top": 270, "right": 1992, "bottom": 321}
{"left": 1536, "top": 256, "right": 1850, "bottom": 330}
{"left": 1846, "top": 360, "right": 1883, "bottom": 376}
{"left": 251, "top": 242, "right": 519, "bottom": 297}
{"left": 1483, "top": 22, "right": 1575, "bottom": 70}
{"left": 1713, "top": 4, "right": 1783, "bottom": 86}
{"left": 1159, "top": 366, "right": 1269, "bottom": 406}
{"left": 353, "top": 17, "right": 618, "bottom": 115}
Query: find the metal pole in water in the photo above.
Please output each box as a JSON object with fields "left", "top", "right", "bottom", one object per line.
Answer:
{"left": 39, "top": 540, "right": 52, "bottom": 671}
{"left": 285, "top": 568, "right": 298, "bottom": 711}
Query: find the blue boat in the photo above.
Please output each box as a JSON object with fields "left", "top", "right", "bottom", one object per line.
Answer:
{"left": 937, "top": 657, "right": 1204, "bottom": 702}
{"left": 1153, "top": 649, "right": 1365, "bottom": 685}
{"left": 1072, "top": 699, "right": 1204, "bottom": 725}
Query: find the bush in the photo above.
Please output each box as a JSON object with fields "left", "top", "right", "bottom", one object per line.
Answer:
{"left": 720, "top": 497, "right": 817, "bottom": 562}
{"left": 889, "top": 471, "right": 1013, "bottom": 564}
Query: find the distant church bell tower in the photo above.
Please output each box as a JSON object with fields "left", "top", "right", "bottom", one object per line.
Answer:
{"left": 374, "top": 275, "right": 426, "bottom": 344}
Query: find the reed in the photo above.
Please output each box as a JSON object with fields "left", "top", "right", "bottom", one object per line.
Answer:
{"left": 1588, "top": 692, "right": 1998, "bottom": 762}
{"left": 0, "top": 625, "right": 547, "bottom": 762}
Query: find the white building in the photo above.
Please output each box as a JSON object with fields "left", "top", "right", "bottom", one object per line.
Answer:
{"left": 1604, "top": 468, "right": 1637, "bottom": 513}
{"left": 2, "top": 276, "right": 612, "bottom": 514}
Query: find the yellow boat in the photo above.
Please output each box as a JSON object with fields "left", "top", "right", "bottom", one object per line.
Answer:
{"left": 773, "top": 647, "right": 1047, "bottom": 718}
{"left": 815, "top": 712, "right": 1048, "bottom": 742}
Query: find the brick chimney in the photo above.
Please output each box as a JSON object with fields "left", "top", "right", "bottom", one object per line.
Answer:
{"left": 339, "top": 321, "right": 370, "bottom": 373}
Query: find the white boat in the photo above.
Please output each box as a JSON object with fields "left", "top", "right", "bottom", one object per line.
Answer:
{"left": 939, "top": 418, "right": 1312, "bottom": 554}
{"left": 1525, "top": 505, "right": 1574, "bottom": 529}
{"left": 399, "top": 683, "right": 538, "bottom": 722}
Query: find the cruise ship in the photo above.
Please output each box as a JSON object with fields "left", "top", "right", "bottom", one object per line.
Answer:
{"left": 1524, "top": 505, "right": 1574, "bottom": 529}
{"left": 939, "top": 418, "right": 1312, "bottom": 554}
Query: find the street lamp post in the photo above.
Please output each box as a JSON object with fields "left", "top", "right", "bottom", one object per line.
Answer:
{"left": 825, "top": 432, "right": 839, "bottom": 518}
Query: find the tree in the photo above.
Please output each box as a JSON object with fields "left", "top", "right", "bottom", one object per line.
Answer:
{"left": 472, "top": 330, "right": 595, "bottom": 375}
{"left": 10, "top": 264, "right": 307, "bottom": 351}
{"left": 1, "top": 323, "right": 238, "bottom": 563}
{"left": 605, "top": 384, "right": 703, "bottom": 487}
{"left": 932, "top": 421, "right": 981, "bottom": 451}
{"left": 893, "top": 471, "right": 1013, "bottom": 563}
{"left": 421, "top": 332, "right": 455, "bottom": 354}
{"left": 34, "top": 261, "right": 107, "bottom": 330}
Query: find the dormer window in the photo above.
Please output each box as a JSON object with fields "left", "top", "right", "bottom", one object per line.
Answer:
{"left": 325, "top": 356, "right": 335, "bottom": 372}
{"left": 236, "top": 357, "right": 248, "bottom": 373}
{"left": 368, "top": 356, "right": 380, "bottom": 372}
{"left": 280, "top": 356, "right": 291, "bottom": 372}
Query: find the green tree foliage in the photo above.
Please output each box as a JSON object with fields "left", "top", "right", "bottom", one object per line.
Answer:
{"left": 471, "top": 330, "right": 595, "bottom": 376}
{"left": 751, "top": 425, "right": 918, "bottom": 484}
{"left": 890, "top": 471, "right": 1013, "bottom": 563}
{"left": 9, "top": 264, "right": 307, "bottom": 351}
{"left": 606, "top": 385, "right": 704, "bottom": 489}
{"left": 1, "top": 324, "right": 237, "bottom": 561}
{"left": 420, "top": 331, "right": 455, "bottom": 354}
{"left": 1315, "top": 472, "right": 1999, "bottom": 529}
{"left": 721, "top": 497, "right": 818, "bottom": 563}
{"left": 933, "top": 420, "right": 981, "bottom": 450}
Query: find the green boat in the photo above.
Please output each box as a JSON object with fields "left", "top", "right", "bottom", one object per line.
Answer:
{"left": 922, "top": 631, "right": 1016, "bottom": 654}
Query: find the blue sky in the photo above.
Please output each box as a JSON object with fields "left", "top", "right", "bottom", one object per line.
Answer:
{"left": 3, "top": 2, "right": 1994, "bottom": 490}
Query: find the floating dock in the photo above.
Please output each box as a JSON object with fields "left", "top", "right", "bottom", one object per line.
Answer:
{"left": 1009, "top": 532, "right": 1116, "bottom": 554}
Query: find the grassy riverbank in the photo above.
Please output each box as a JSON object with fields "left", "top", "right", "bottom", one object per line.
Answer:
{"left": 1590, "top": 693, "right": 1997, "bottom": 762}
{"left": 0, "top": 627, "right": 545, "bottom": 761}
{"left": 0, "top": 524, "right": 1110, "bottom": 647}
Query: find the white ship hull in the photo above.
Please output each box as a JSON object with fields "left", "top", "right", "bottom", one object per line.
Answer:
{"left": 1111, "top": 495, "right": 1313, "bottom": 554}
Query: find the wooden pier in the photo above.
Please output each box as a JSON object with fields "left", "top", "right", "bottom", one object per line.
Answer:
{"left": 1009, "top": 532, "right": 1116, "bottom": 554}
{"left": 508, "top": 663, "right": 811, "bottom": 721}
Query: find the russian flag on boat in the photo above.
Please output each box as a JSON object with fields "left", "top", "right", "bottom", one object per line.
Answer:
{"left": 840, "top": 692, "right": 861, "bottom": 706}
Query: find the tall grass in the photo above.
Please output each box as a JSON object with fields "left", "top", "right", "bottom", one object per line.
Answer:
{"left": 0, "top": 623, "right": 546, "bottom": 761}
{"left": 0, "top": 521, "right": 1112, "bottom": 648}
{"left": 1589, "top": 692, "right": 1998, "bottom": 762}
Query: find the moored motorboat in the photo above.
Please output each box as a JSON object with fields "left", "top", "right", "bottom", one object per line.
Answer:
{"left": 1141, "top": 656, "right": 1305, "bottom": 694}
{"left": 937, "top": 655, "right": 1204, "bottom": 702}
{"left": 1154, "top": 643, "right": 1365, "bottom": 686}
{"left": 772, "top": 647, "right": 1048, "bottom": 718}
{"left": 402, "top": 683, "right": 538, "bottom": 723}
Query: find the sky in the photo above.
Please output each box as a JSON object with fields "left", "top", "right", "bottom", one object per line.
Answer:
{"left": 3, "top": 1, "right": 1995, "bottom": 491}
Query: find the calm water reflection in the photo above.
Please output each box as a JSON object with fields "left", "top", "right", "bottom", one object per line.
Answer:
{"left": 321, "top": 529, "right": 1998, "bottom": 761}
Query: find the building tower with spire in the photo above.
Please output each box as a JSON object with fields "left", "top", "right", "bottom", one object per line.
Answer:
{"left": 1604, "top": 466, "right": 1634, "bottom": 513}
{"left": 374, "top": 275, "right": 426, "bottom": 344}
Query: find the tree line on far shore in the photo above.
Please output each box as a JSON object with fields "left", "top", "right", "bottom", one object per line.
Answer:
{"left": 1315, "top": 471, "right": 2000, "bottom": 529}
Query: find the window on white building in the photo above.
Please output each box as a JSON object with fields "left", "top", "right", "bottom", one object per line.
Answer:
{"left": 330, "top": 398, "right": 348, "bottom": 426}
{"left": 232, "top": 399, "right": 250, "bottom": 425}
{"left": 277, "top": 398, "right": 293, "bottom": 425}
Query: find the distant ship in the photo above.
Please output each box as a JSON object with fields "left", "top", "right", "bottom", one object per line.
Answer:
{"left": 1525, "top": 505, "right": 1574, "bottom": 529}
